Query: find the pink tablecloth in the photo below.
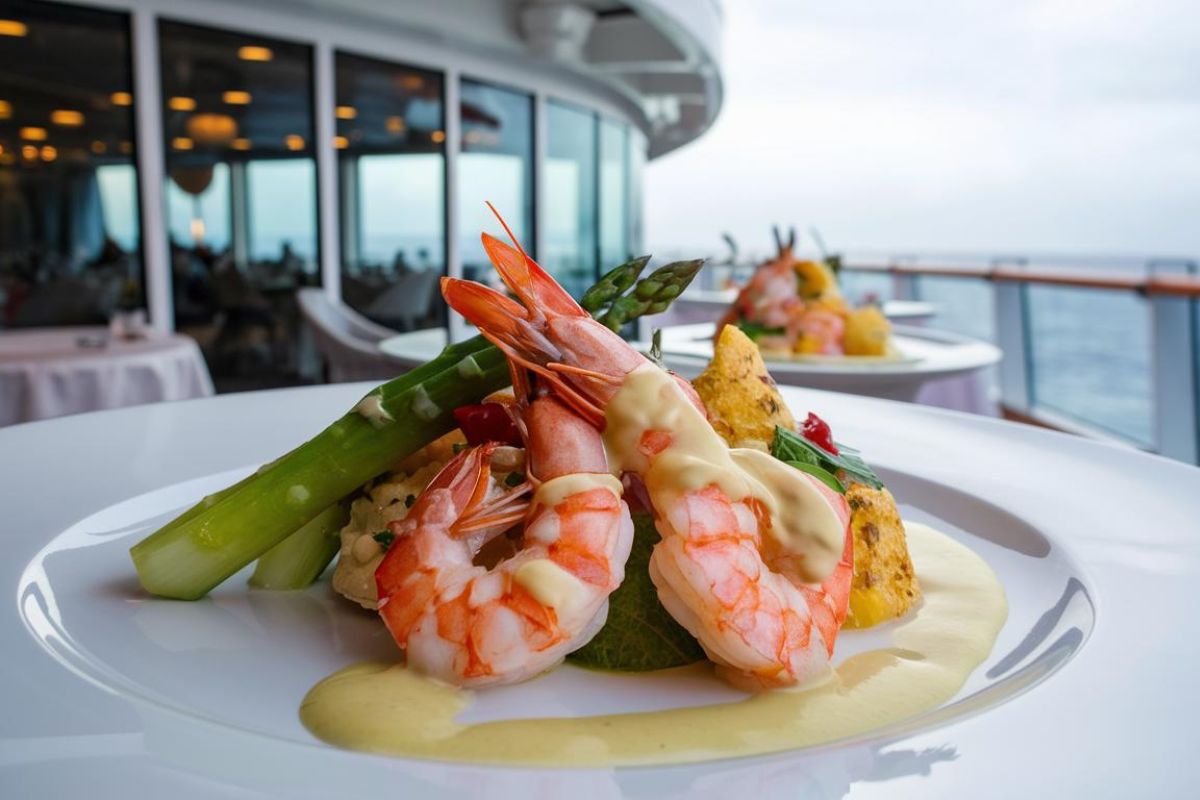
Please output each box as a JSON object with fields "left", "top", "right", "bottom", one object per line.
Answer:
{"left": 0, "top": 327, "right": 214, "bottom": 426}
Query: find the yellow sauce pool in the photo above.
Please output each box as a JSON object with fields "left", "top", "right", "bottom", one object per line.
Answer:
{"left": 300, "top": 522, "right": 1007, "bottom": 766}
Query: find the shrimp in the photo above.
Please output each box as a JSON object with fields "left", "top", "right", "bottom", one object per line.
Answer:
{"left": 792, "top": 307, "right": 846, "bottom": 355}
{"left": 441, "top": 209, "right": 854, "bottom": 690}
{"left": 374, "top": 395, "right": 634, "bottom": 688}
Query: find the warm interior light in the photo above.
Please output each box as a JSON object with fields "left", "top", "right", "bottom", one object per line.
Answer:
{"left": 119, "top": 141, "right": 133, "bottom": 154}
{"left": 0, "top": 19, "right": 28, "bottom": 37}
{"left": 401, "top": 74, "right": 424, "bottom": 91}
{"left": 431, "top": 130, "right": 446, "bottom": 144}
{"left": 40, "top": 145, "right": 57, "bottom": 162}
{"left": 110, "top": 91, "right": 133, "bottom": 107}
{"left": 190, "top": 216, "right": 205, "bottom": 244}
{"left": 168, "top": 96, "right": 196, "bottom": 111}
{"left": 0, "top": 153, "right": 13, "bottom": 165}
{"left": 238, "top": 45, "right": 273, "bottom": 62}
{"left": 335, "top": 105, "right": 357, "bottom": 120}
{"left": 21, "top": 145, "right": 38, "bottom": 160}
{"left": 51, "top": 109, "right": 84, "bottom": 127}
{"left": 333, "top": 135, "right": 349, "bottom": 149}
{"left": 20, "top": 127, "right": 47, "bottom": 141}
{"left": 172, "top": 137, "right": 194, "bottom": 150}
{"left": 0, "top": 100, "right": 11, "bottom": 119}
{"left": 231, "top": 138, "right": 252, "bottom": 151}
{"left": 187, "top": 113, "right": 238, "bottom": 145}
{"left": 222, "top": 90, "right": 252, "bottom": 105}
{"left": 284, "top": 134, "right": 304, "bottom": 151}
{"left": 385, "top": 116, "right": 405, "bottom": 135}
{"left": 91, "top": 141, "right": 107, "bottom": 155}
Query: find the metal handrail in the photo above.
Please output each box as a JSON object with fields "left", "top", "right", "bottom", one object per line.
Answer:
{"left": 840, "top": 261, "right": 1200, "bottom": 296}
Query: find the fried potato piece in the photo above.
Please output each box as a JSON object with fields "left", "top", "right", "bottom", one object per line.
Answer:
{"left": 793, "top": 260, "right": 841, "bottom": 299}
{"left": 844, "top": 484, "right": 921, "bottom": 628}
{"left": 843, "top": 306, "right": 892, "bottom": 356}
{"left": 693, "top": 324, "right": 795, "bottom": 449}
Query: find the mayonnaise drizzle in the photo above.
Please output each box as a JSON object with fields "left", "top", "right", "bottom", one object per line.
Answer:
{"left": 601, "top": 364, "right": 842, "bottom": 581}
{"left": 300, "top": 523, "right": 1008, "bottom": 766}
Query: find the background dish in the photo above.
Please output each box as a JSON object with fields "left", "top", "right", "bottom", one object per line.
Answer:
{"left": 3, "top": 383, "right": 1197, "bottom": 797}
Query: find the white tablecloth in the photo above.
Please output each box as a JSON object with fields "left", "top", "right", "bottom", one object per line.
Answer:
{"left": 0, "top": 327, "right": 215, "bottom": 426}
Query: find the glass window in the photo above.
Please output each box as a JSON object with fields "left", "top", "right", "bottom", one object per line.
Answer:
{"left": 1026, "top": 285, "right": 1153, "bottom": 446}
{"left": 598, "top": 118, "right": 629, "bottom": 271}
{"left": 336, "top": 52, "right": 444, "bottom": 330}
{"left": 0, "top": 0, "right": 142, "bottom": 328}
{"left": 458, "top": 79, "right": 533, "bottom": 286}
{"left": 914, "top": 275, "right": 996, "bottom": 342}
{"left": 544, "top": 100, "right": 596, "bottom": 299}
{"left": 159, "top": 21, "right": 316, "bottom": 381}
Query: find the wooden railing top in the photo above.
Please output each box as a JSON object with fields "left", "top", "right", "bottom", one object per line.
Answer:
{"left": 840, "top": 261, "right": 1200, "bottom": 297}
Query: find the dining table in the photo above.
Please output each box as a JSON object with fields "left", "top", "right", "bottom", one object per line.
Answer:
{"left": 0, "top": 326, "right": 215, "bottom": 427}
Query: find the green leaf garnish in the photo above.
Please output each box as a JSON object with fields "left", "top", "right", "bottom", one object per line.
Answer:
{"left": 771, "top": 425, "right": 884, "bottom": 489}
{"left": 372, "top": 531, "right": 395, "bottom": 549}
{"left": 504, "top": 471, "right": 525, "bottom": 487}
{"left": 568, "top": 514, "right": 704, "bottom": 671}
{"left": 735, "top": 320, "right": 786, "bottom": 341}
{"left": 786, "top": 461, "right": 846, "bottom": 493}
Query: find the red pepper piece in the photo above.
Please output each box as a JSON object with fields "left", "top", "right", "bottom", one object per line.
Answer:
{"left": 453, "top": 403, "right": 522, "bottom": 447}
{"left": 800, "top": 412, "right": 839, "bottom": 455}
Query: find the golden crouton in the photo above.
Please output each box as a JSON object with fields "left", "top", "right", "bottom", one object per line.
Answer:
{"left": 843, "top": 306, "right": 892, "bottom": 356}
{"left": 844, "top": 484, "right": 921, "bottom": 628}
{"left": 693, "top": 324, "right": 795, "bottom": 449}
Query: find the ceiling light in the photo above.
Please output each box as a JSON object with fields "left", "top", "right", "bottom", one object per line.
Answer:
{"left": 51, "top": 109, "right": 85, "bottom": 127}
{"left": 91, "top": 141, "right": 107, "bottom": 155}
{"left": 0, "top": 100, "right": 11, "bottom": 119}
{"left": 223, "top": 90, "right": 252, "bottom": 105}
{"left": 110, "top": 92, "right": 133, "bottom": 107}
{"left": 172, "top": 137, "right": 194, "bottom": 150}
{"left": 20, "top": 127, "right": 47, "bottom": 141}
{"left": 335, "top": 105, "right": 357, "bottom": 120}
{"left": 284, "top": 134, "right": 304, "bottom": 151}
{"left": 168, "top": 96, "right": 196, "bottom": 111}
{"left": 333, "top": 135, "right": 348, "bottom": 149}
{"left": 431, "top": 130, "right": 446, "bottom": 144}
{"left": 238, "top": 45, "right": 273, "bottom": 62}
{"left": 401, "top": 75, "right": 424, "bottom": 91}
{"left": 0, "top": 20, "right": 27, "bottom": 37}
{"left": 119, "top": 141, "right": 133, "bottom": 154}
{"left": 21, "top": 145, "right": 38, "bottom": 160}
{"left": 187, "top": 113, "right": 238, "bottom": 145}
{"left": 40, "top": 145, "right": 57, "bottom": 162}
{"left": 385, "top": 116, "right": 405, "bottom": 134}
{"left": 231, "top": 138, "right": 252, "bottom": 151}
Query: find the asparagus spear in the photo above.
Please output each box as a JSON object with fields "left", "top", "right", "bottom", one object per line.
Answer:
{"left": 131, "top": 260, "right": 705, "bottom": 600}
{"left": 599, "top": 259, "right": 705, "bottom": 330}
{"left": 580, "top": 255, "right": 650, "bottom": 313}
{"left": 131, "top": 337, "right": 509, "bottom": 599}
{"left": 248, "top": 502, "right": 349, "bottom": 590}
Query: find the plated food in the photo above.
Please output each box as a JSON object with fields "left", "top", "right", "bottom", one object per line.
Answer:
{"left": 717, "top": 227, "right": 898, "bottom": 360}
{"left": 127, "top": 208, "right": 1005, "bottom": 766}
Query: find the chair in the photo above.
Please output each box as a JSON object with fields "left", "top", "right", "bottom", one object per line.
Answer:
{"left": 296, "top": 287, "right": 406, "bottom": 383}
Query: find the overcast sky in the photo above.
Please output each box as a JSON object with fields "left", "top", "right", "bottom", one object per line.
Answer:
{"left": 644, "top": 0, "right": 1200, "bottom": 262}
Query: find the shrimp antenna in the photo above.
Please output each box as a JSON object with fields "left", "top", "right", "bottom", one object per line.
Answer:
{"left": 486, "top": 201, "right": 531, "bottom": 263}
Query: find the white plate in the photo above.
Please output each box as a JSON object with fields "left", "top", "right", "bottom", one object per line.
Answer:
{"left": 654, "top": 323, "right": 1001, "bottom": 402}
{"left": 3, "top": 384, "right": 1198, "bottom": 797}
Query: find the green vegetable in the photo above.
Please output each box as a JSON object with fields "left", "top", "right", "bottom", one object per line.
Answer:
{"left": 735, "top": 320, "right": 786, "bottom": 341}
{"left": 786, "top": 461, "right": 846, "bottom": 494}
{"left": 771, "top": 425, "right": 884, "bottom": 489}
{"left": 130, "top": 336, "right": 510, "bottom": 600}
{"left": 248, "top": 503, "right": 348, "bottom": 590}
{"left": 598, "top": 259, "right": 705, "bottom": 331}
{"left": 372, "top": 530, "right": 396, "bottom": 549}
{"left": 580, "top": 255, "right": 650, "bottom": 313}
{"left": 568, "top": 514, "right": 705, "bottom": 671}
{"left": 504, "top": 471, "right": 525, "bottom": 487}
